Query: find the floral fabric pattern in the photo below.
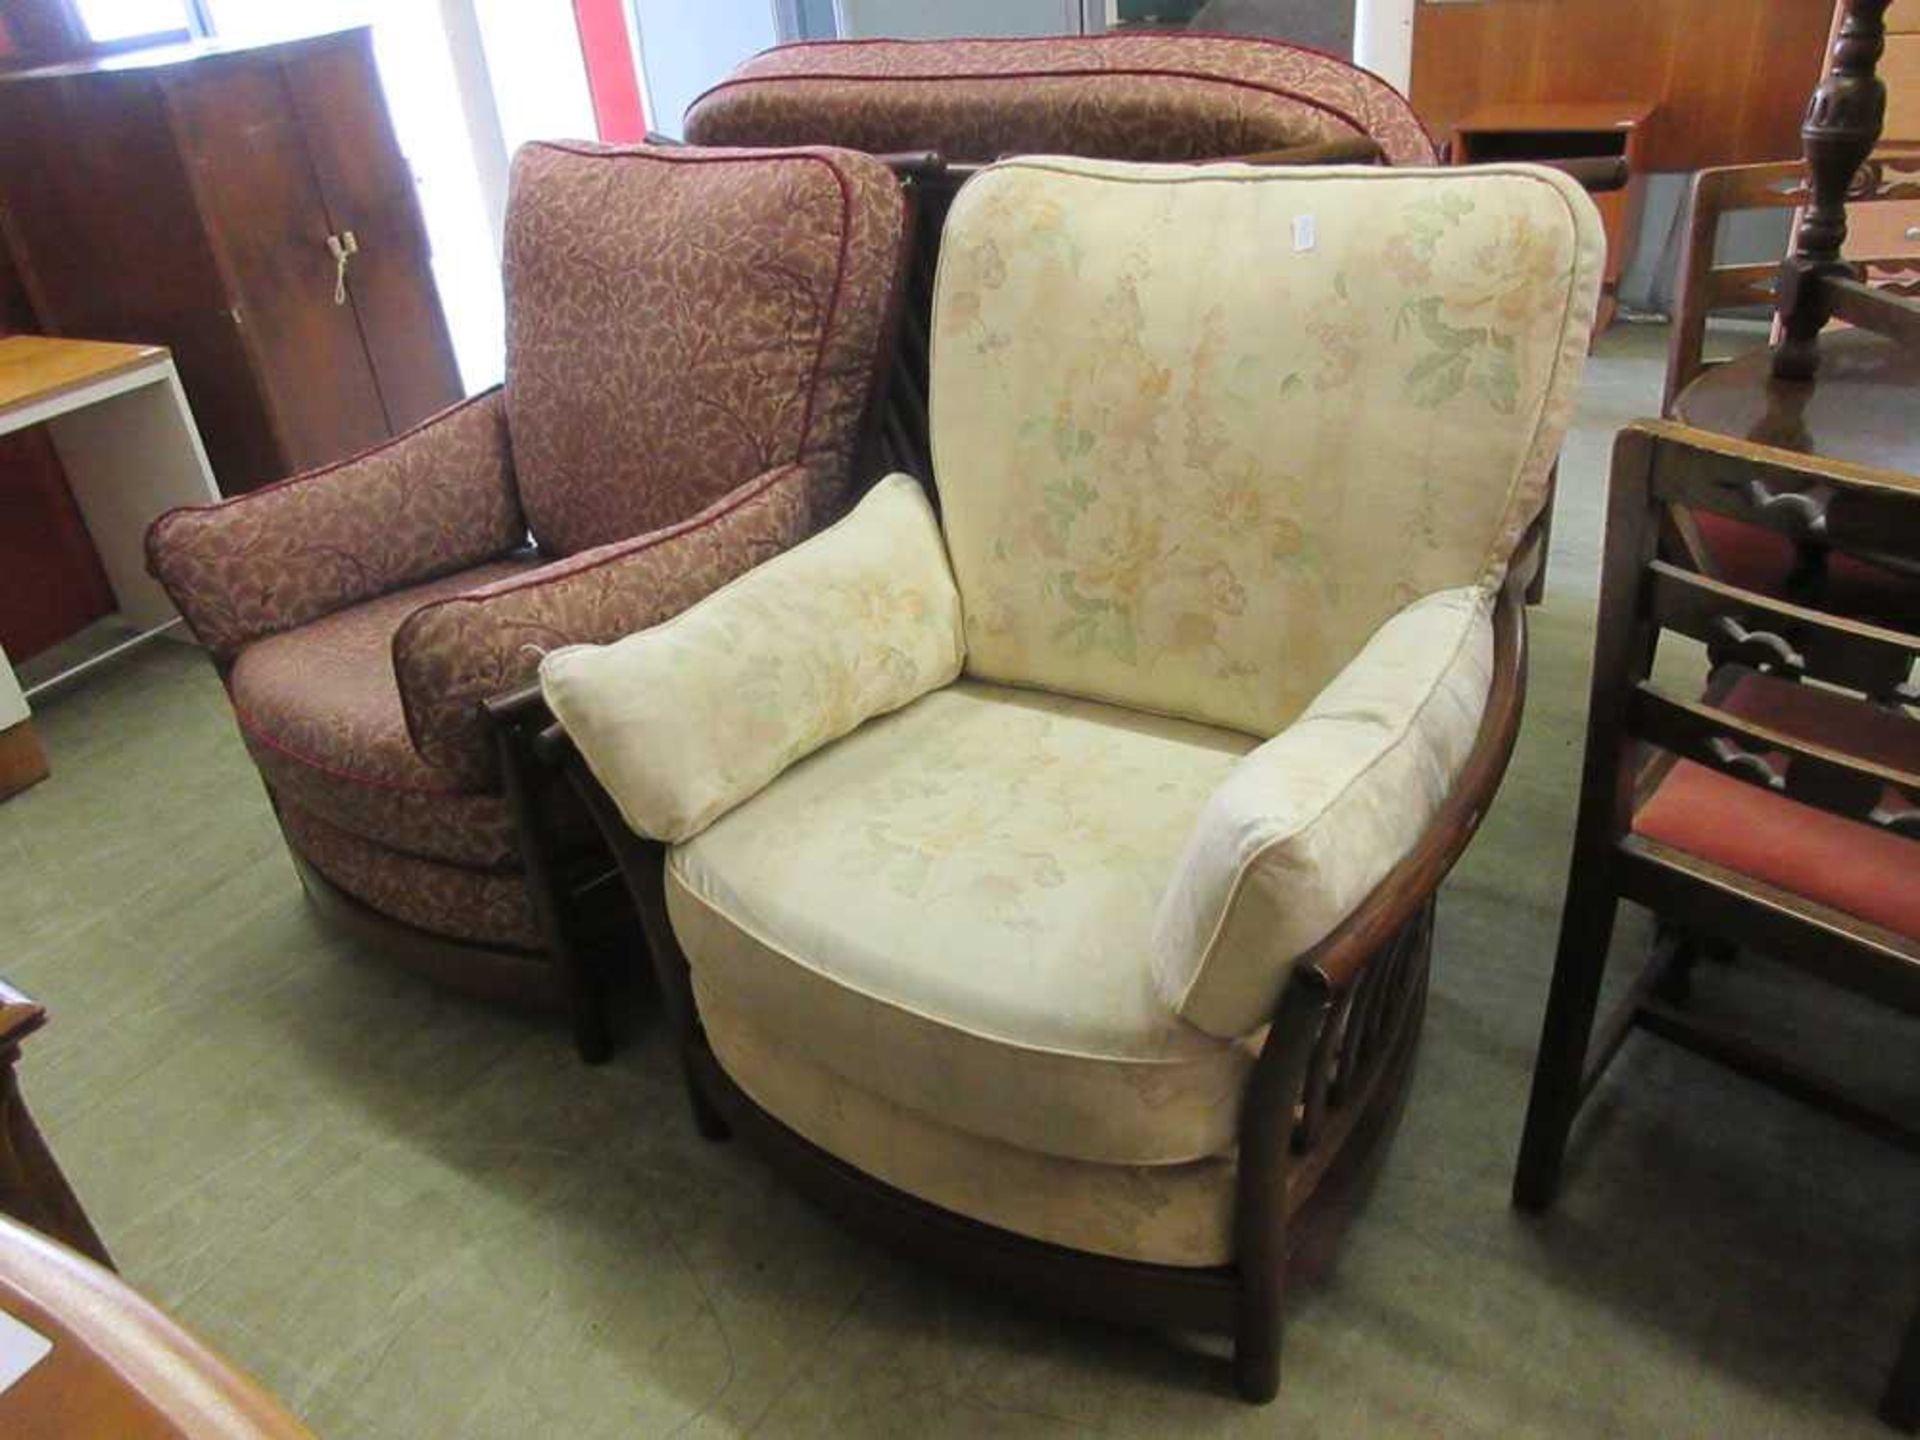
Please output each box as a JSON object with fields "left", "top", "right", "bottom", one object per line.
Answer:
{"left": 279, "top": 801, "right": 542, "bottom": 951}
{"left": 504, "top": 143, "right": 907, "bottom": 557}
{"left": 933, "top": 159, "right": 1603, "bottom": 738}
{"left": 393, "top": 464, "right": 816, "bottom": 790}
{"left": 229, "top": 557, "right": 539, "bottom": 867}
{"left": 542, "top": 475, "right": 963, "bottom": 843}
{"left": 146, "top": 389, "right": 524, "bottom": 660}
{"left": 669, "top": 678, "right": 1257, "bottom": 1165}
{"left": 684, "top": 34, "right": 1436, "bottom": 167}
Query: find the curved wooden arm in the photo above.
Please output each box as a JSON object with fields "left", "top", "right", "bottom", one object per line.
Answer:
{"left": 0, "top": 1216, "right": 312, "bottom": 1438}
{"left": 1299, "top": 579, "right": 1529, "bottom": 996}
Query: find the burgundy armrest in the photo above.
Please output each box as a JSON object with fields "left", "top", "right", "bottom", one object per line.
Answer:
{"left": 146, "top": 388, "right": 525, "bottom": 660}
{"left": 392, "top": 462, "right": 817, "bottom": 789}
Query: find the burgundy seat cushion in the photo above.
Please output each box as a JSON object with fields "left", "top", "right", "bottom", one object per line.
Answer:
{"left": 1694, "top": 510, "right": 1915, "bottom": 628}
{"left": 279, "top": 801, "right": 540, "bottom": 951}
{"left": 503, "top": 143, "right": 908, "bottom": 557}
{"left": 229, "top": 559, "right": 540, "bottom": 868}
{"left": 1633, "top": 670, "right": 1920, "bottom": 941}
{"left": 682, "top": 35, "right": 1437, "bottom": 166}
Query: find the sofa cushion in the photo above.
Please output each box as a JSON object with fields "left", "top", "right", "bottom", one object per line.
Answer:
{"left": 684, "top": 34, "right": 1436, "bottom": 167}
{"left": 667, "top": 678, "right": 1257, "bottom": 1166}
{"left": 541, "top": 474, "right": 963, "bottom": 843}
{"left": 503, "top": 143, "right": 907, "bottom": 557}
{"left": 1153, "top": 588, "right": 1494, "bottom": 1039}
{"left": 702, "top": 995, "right": 1237, "bottom": 1267}
{"left": 932, "top": 158, "right": 1602, "bottom": 738}
{"left": 230, "top": 559, "right": 539, "bottom": 867}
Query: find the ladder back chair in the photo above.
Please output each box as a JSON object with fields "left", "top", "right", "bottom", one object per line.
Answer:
{"left": 1513, "top": 419, "right": 1919, "bottom": 1430}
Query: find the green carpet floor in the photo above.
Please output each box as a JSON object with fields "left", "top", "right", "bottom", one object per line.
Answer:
{"left": 2, "top": 324, "right": 1913, "bottom": 1436}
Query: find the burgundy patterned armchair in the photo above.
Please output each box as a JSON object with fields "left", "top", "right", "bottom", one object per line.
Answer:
{"left": 145, "top": 142, "right": 907, "bottom": 1056}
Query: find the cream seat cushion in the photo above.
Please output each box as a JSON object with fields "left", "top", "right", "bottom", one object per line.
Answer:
{"left": 666, "top": 678, "right": 1259, "bottom": 1166}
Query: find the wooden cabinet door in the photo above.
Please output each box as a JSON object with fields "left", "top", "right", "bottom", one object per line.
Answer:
{"left": 0, "top": 71, "right": 283, "bottom": 494}
{"left": 281, "top": 30, "right": 463, "bottom": 430}
{"left": 162, "top": 52, "right": 390, "bottom": 477}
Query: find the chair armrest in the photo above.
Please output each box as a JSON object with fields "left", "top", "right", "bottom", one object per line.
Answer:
{"left": 393, "top": 462, "right": 827, "bottom": 790}
{"left": 539, "top": 474, "right": 963, "bottom": 842}
{"left": 1151, "top": 587, "right": 1496, "bottom": 1039}
{"left": 145, "top": 388, "right": 524, "bottom": 660}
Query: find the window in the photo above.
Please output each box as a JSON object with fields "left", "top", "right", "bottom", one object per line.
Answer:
{"left": 71, "top": 0, "right": 197, "bottom": 46}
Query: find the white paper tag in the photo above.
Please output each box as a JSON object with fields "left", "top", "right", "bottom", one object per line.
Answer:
{"left": 1292, "top": 214, "right": 1316, "bottom": 253}
{"left": 0, "top": 1308, "right": 52, "bottom": 1396}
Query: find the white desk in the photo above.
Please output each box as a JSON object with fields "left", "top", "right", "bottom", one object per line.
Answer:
{"left": 0, "top": 336, "right": 220, "bottom": 710}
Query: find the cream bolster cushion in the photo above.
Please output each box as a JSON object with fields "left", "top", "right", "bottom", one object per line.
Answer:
{"left": 539, "top": 474, "right": 965, "bottom": 843}
{"left": 1150, "top": 587, "right": 1495, "bottom": 1039}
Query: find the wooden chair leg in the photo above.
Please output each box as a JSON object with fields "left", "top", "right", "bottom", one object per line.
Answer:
{"left": 1885, "top": 1297, "right": 1920, "bottom": 1433}
{"left": 684, "top": 1054, "right": 732, "bottom": 1142}
{"left": 1513, "top": 866, "right": 1623, "bottom": 1213}
{"left": 1651, "top": 923, "right": 1701, "bottom": 1004}
{"left": 569, "top": 971, "right": 612, "bottom": 1065}
{"left": 1232, "top": 974, "right": 1330, "bottom": 1402}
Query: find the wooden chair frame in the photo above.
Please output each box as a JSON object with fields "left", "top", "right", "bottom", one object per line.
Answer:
{"left": 1511, "top": 419, "right": 1919, "bottom": 1429}
{"left": 535, "top": 528, "right": 1540, "bottom": 1400}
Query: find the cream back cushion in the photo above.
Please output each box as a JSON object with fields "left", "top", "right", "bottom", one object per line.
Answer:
{"left": 541, "top": 475, "right": 964, "bottom": 842}
{"left": 932, "top": 158, "right": 1602, "bottom": 737}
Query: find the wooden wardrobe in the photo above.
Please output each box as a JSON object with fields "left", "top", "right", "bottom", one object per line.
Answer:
{"left": 0, "top": 27, "right": 461, "bottom": 496}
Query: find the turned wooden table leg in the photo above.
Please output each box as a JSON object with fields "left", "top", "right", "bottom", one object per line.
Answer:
{"left": 1774, "top": 0, "right": 1892, "bottom": 380}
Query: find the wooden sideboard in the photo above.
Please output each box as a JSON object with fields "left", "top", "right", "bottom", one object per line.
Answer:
{"left": 0, "top": 27, "right": 460, "bottom": 496}
{"left": 1451, "top": 100, "right": 1656, "bottom": 333}
{"left": 1411, "top": 0, "right": 1834, "bottom": 174}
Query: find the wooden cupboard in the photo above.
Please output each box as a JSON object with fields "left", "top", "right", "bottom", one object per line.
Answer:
{"left": 0, "top": 27, "right": 460, "bottom": 496}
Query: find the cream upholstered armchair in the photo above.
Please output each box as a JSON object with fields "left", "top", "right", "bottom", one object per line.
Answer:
{"left": 544, "top": 158, "right": 1603, "bottom": 1396}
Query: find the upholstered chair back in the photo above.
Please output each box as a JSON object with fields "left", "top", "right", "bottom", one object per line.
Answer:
{"left": 931, "top": 158, "right": 1603, "bottom": 738}
{"left": 683, "top": 36, "right": 1437, "bottom": 166}
{"left": 503, "top": 143, "right": 906, "bottom": 557}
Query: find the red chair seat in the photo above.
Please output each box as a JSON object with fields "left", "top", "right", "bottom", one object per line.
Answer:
{"left": 1633, "top": 670, "right": 1920, "bottom": 941}
{"left": 1693, "top": 511, "right": 1915, "bottom": 628}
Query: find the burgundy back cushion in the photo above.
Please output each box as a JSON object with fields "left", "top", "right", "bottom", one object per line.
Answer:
{"left": 503, "top": 143, "right": 906, "bottom": 556}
